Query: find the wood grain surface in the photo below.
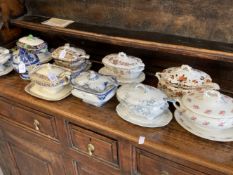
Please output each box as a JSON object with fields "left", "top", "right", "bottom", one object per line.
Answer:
{"left": 0, "top": 73, "right": 232, "bottom": 174}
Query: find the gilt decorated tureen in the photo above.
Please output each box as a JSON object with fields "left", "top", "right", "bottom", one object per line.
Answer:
{"left": 155, "top": 65, "right": 220, "bottom": 98}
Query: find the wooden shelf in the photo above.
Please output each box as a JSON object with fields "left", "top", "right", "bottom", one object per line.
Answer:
{"left": 11, "top": 15, "right": 233, "bottom": 63}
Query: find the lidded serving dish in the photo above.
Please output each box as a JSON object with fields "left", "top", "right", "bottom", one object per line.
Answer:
{"left": 116, "top": 83, "right": 172, "bottom": 127}
{"left": 155, "top": 65, "right": 220, "bottom": 98}
{"left": 71, "top": 71, "right": 118, "bottom": 107}
{"left": 14, "top": 35, "right": 51, "bottom": 80}
{"left": 17, "top": 34, "right": 47, "bottom": 52}
{"left": 174, "top": 90, "right": 233, "bottom": 130}
{"left": 0, "top": 47, "right": 13, "bottom": 76}
{"left": 25, "top": 64, "right": 72, "bottom": 101}
{"left": 52, "top": 43, "right": 90, "bottom": 62}
{"left": 52, "top": 44, "right": 91, "bottom": 78}
{"left": 99, "top": 52, "right": 145, "bottom": 84}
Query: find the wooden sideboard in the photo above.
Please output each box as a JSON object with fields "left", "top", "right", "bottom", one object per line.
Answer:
{"left": 0, "top": 74, "right": 232, "bottom": 175}
{"left": 0, "top": 1, "right": 233, "bottom": 174}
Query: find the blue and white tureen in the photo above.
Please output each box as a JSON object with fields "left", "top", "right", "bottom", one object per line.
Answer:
{"left": 13, "top": 35, "right": 49, "bottom": 80}
{"left": 71, "top": 70, "right": 118, "bottom": 107}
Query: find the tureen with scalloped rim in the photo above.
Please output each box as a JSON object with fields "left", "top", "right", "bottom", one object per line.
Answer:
{"left": 117, "top": 83, "right": 170, "bottom": 120}
{"left": 173, "top": 90, "right": 233, "bottom": 130}
{"left": 71, "top": 71, "right": 118, "bottom": 107}
{"left": 155, "top": 65, "right": 220, "bottom": 97}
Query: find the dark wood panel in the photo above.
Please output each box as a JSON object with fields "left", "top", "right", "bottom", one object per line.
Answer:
{"left": 136, "top": 149, "right": 207, "bottom": 175}
{"left": 24, "top": 0, "right": 233, "bottom": 44}
{"left": 11, "top": 16, "right": 233, "bottom": 63}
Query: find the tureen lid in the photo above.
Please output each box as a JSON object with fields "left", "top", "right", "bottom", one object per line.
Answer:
{"left": 156, "top": 65, "right": 215, "bottom": 88}
{"left": 102, "top": 52, "right": 145, "bottom": 70}
{"left": 117, "top": 83, "right": 168, "bottom": 106}
{"left": 52, "top": 43, "right": 89, "bottom": 62}
{"left": 18, "top": 35, "right": 45, "bottom": 47}
{"left": 181, "top": 90, "right": 233, "bottom": 119}
{"left": 71, "top": 71, "right": 118, "bottom": 94}
{"left": 29, "top": 64, "right": 70, "bottom": 86}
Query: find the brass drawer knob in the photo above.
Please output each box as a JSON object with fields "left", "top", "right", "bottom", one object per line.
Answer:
{"left": 87, "top": 143, "right": 95, "bottom": 156}
{"left": 160, "top": 170, "right": 169, "bottom": 175}
{"left": 33, "top": 119, "right": 40, "bottom": 131}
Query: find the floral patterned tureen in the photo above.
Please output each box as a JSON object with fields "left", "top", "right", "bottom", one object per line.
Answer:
{"left": 155, "top": 65, "right": 220, "bottom": 98}
{"left": 174, "top": 90, "right": 233, "bottom": 130}
{"left": 100, "top": 52, "right": 145, "bottom": 83}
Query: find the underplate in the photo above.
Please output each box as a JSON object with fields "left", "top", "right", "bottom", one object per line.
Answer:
{"left": 99, "top": 67, "right": 145, "bottom": 84}
{"left": 174, "top": 110, "right": 233, "bottom": 142}
{"left": 0, "top": 62, "right": 13, "bottom": 76}
{"left": 25, "top": 82, "right": 72, "bottom": 101}
{"left": 116, "top": 103, "right": 172, "bottom": 127}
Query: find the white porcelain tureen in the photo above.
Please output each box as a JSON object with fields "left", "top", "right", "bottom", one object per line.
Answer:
{"left": 71, "top": 71, "right": 118, "bottom": 107}
{"left": 174, "top": 90, "right": 233, "bottom": 130}
{"left": 117, "top": 83, "right": 170, "bottom": 120}
{"left": 155, "top": 65, "right": 220, "bottom": 98}
{"left": 102, "top": 52, "right": 145, "bottom": 80}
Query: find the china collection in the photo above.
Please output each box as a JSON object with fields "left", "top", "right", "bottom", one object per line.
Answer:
{"left": 0, "top": 34, "right": 232, "bottom": 142}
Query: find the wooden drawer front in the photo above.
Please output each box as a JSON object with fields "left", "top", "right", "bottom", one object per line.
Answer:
{"left": 69, "top": 123, "right": 118, "bottom": 166}
{"left": 136, "top": 150, "right": 206, "bottom": 175}
{"left": 0, "top": 98, "right": 57, "bottom": 139}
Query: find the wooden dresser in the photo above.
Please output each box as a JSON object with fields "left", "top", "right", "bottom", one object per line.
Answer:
{"left": 0, "top": 74, "right": 232, "bottom": 175}
{"left": 1, "top": 1, "right": 233, "bottom": 175}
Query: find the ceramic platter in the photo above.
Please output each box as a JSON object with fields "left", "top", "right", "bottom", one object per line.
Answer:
{"left": 25, "top": 82, "right": 72, "bottom": 101}
{"left": 0, "top": 63, "right": 13, "bottom": 76}
{"left": 174, "top": 110, "right": 233, "bottom": 142}
{"left": 99, "top": 67, "right": 145, "bottom": 84}
{"left": 116, "top": 103, "right": 172, "bottom": 127}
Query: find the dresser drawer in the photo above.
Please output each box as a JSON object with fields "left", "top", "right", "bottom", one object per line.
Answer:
{"left": 68, "top": 123, "right": 118, "bottom": 166}
{"left": 0, "top": 98, "right": 57, "bottom": 139}
{"left": 136, "top": 149, "right": 206, "bottom": 175}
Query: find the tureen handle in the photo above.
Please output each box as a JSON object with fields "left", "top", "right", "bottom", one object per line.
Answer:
{"left": 79, "top": 54, "right": 90, "bottom": 59}
{"left": 64, "top": 43, "right": 70, "bottom": 48}
{"left": 204, "top": 82, "right": 220, "bottom": 90}
{"left": 181, "top": 65, "right": 192, "bottom": 71}
{"left": 204, "top": 90, "right": 221, "bottom": 100}
{"left": 155, "top": 72, "right": 163, "bottom": 80}
{"left": 60, "top": 71, "right": 71, "bottom": 85}
{"left": 117, "top": 52, "right": 128, "bottom": 60}
{"left": 172, "top": 98, "right": 184, "bottom": 112}
{"left": 135, "top": 84, "right": 147, "bottom": 93}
